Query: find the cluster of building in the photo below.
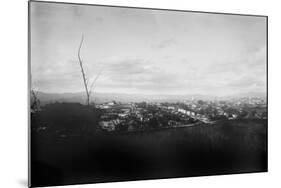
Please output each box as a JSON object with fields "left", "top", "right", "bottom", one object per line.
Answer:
{"left": 96, "top": 97, "right": 267, "bottom": 132}
{"left": 96, "top": 101, "right": 196, "bottom": 132}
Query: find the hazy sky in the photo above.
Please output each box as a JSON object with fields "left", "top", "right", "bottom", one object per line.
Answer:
{"left": 30, "top": 2, "right": 267, "bottom": 96}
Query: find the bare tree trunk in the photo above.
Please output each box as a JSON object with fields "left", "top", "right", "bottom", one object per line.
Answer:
{"left": 78, "top": 35, "right": 90, "bottom": 106}
{"left": 77, "top": 35, "right": 103, "bottom": 106}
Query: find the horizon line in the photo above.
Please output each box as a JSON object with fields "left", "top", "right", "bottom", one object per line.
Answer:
{"left": 32, "top": 89, "right": 267, "bottom": 98}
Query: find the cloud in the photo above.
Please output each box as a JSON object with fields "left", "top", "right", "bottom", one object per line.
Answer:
{"left": 31, "top": 3, "right": 266, "bottom": 96}
{"left": 227, "top": 75, "right": 265, "bottom": 88}
{"left": 151, "top": 39, "right": 178, "bottom": 49}
{"left": 95, "top": 57, "right": 183, "bottom": 93}
{"left": 105, "top": 58, "right": 148, "bottom": 75}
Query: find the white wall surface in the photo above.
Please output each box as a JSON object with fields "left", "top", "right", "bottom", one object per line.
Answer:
{"left": 0, "top": 0, "right": 280, "bottom": 187}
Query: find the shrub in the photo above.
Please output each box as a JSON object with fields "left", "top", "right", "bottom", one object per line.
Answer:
{"left": 31, "top": 102, "right": 102, "bottom": 135}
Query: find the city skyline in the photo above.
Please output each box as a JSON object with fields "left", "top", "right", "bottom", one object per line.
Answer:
{"left": 30, "top": 2, "right": 267, "bottom": 96}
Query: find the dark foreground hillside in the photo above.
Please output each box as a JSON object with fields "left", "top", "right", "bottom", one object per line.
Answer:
{"left": 30, "top": 104, "right": 267, "bottom": 187}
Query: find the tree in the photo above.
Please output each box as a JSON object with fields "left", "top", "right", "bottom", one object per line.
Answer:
{"left": 30, "top": 75, "right": 40, "bottom": 112}
{"left": 31, "top": 89, "right": 40, "bottom": 112}
{"left": 77, "top": 35, "right": 102, "bottom": 106}
{"left": 197, "top": 100, "right": 205, "bottom": 105}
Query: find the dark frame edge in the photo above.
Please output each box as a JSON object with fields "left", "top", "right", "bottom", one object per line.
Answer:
{"left": 265, "top": 16, "right": 269, "bottom": 172}
{"left": 29, "top": 0, "right": 267, "bottom": 18}
{"left": 27, "top": 0, "right": 269, "bottom": 187}
{"left": 28, "top": 0, "right": 32, "bottom": 187}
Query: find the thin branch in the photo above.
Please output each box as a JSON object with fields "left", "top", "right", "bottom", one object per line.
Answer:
{"left": 89, "top": 68, "right": 103, "bottom": 97}
{"left": 85, "top": 78, "right": 89, "bottom": 86}
{"left": 78, "top": 34, "right": 90, "bottom": 105}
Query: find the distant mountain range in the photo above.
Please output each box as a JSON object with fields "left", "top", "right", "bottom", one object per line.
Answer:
{"left": 33, "top": 91, "right": 266, "bottom": 105}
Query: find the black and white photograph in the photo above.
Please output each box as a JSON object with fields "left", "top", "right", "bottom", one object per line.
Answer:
{"left": 29, "top": 1, "right": 267, "bottom": 187}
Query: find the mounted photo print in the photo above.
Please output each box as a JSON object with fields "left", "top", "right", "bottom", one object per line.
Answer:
{"left": 28, "top": 1, "right": 268, "bottom": 187}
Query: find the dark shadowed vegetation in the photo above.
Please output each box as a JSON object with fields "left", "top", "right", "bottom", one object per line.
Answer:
{"left": 31, "top": 103, "right": 267, "bottom": 187}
